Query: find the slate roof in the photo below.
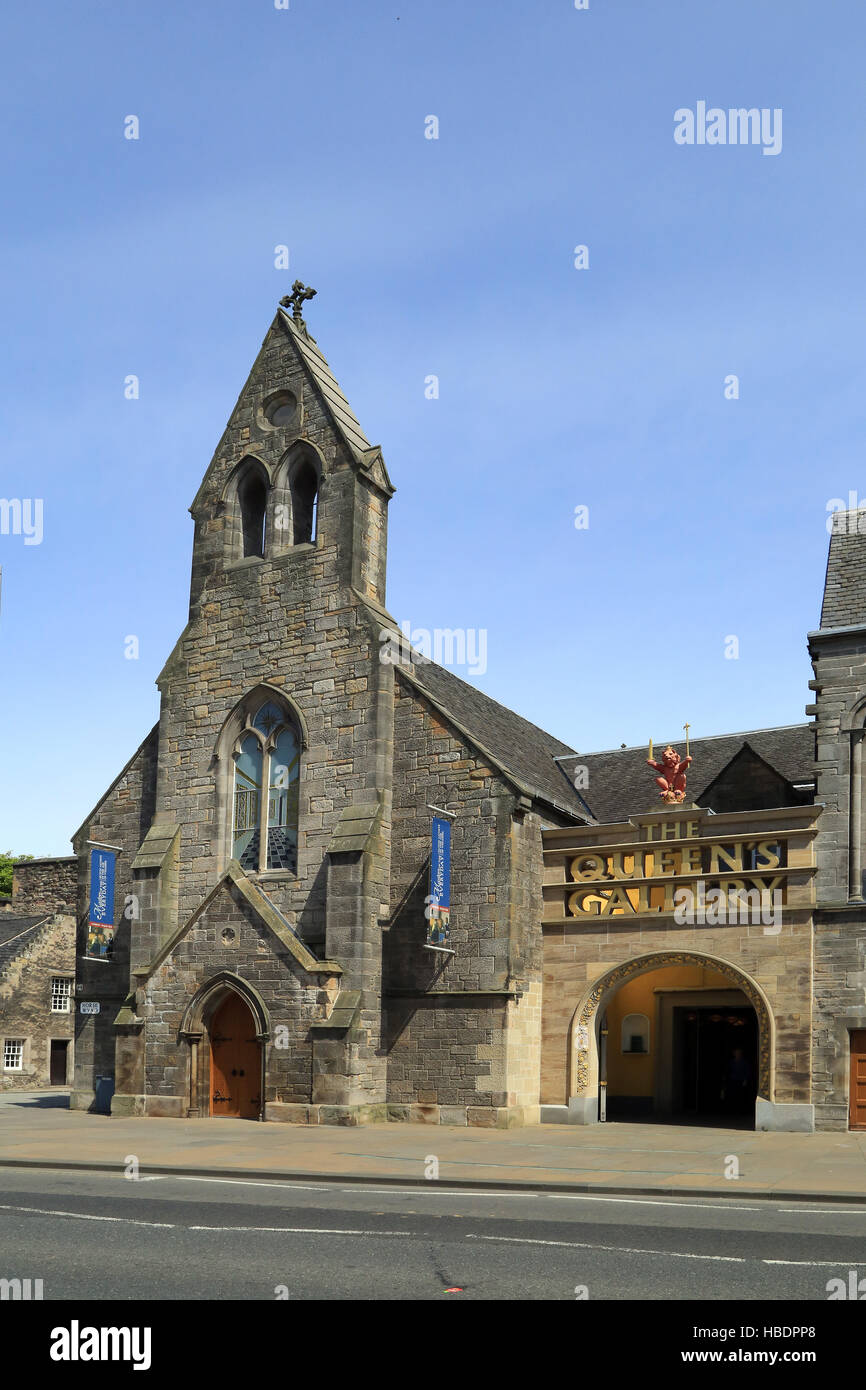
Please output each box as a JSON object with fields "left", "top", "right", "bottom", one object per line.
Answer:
{"left": 396, "top": 655, "right": 590, "bottom": 820}
{"left": 0, "top": 914, "right": 49, "bottom": 972}
{"left": 279, "top": 309, "right": 372, "bottom": 462}
{"left": 820, "top": 512, "right": 866, "bottom": 629}
{"left": 555, "top": 724, "right": 815, "bottom": 825}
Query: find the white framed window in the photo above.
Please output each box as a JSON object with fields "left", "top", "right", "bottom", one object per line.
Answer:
{"left": 51, "top": 977, "right": 73, "bottom": 1013}
{"left": 3, "top": 1039, "right": 24, "bottom": 1071}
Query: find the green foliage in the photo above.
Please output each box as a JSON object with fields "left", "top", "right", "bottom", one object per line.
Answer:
{"left": 0, "top": 852, "right": 35, "bottom": 897}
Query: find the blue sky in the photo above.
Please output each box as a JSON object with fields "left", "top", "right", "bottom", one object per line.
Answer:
{"left": 1, "top": 0, "right": 862, "bottom": 854}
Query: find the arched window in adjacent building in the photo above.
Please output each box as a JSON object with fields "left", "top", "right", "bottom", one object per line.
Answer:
{"left": 291, "top": 458, "right": 318, "bottom": 545}
{"left": 230, "top": 695, "right": 301, "bottom": 873}
{"left": 621, "top": 1013, "right": 650, "bottom": 1054}
{"left": 238, "top": 469, "right": 267, "bottom": 559}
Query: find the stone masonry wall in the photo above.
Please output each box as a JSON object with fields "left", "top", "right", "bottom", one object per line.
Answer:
{"left": 383, "top": 676, "right": 547, "bottom": 1118}
{"left": 809, "top": 632, "right": 864, "bottom": 904}
{"left": 12, "top": 858, "right": 77, "bottom": 914}
{"left": 812, "top": 912, "right": 866, "bottom": 1128}
{"left": 810, "top": 627, "right": 866, "bottom": 1127}
{"left": 0, "top": 915, "right": 75, "bottom": 1090}
{"left": 70, "top": 726, "right": 159, "bottom": 1107}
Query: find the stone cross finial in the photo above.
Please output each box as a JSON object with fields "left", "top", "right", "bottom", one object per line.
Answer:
{"left": 280, "top": 280, "right": 317, "bottom": 331}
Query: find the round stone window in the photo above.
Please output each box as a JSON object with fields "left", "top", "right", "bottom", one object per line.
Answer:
{"left": 263, "top": 390, "right": 298, "bottom": 429}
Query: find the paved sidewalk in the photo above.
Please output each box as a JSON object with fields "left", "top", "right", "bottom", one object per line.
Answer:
{"left": 2, "top": 1092, "right": 866, "bottom": 1201}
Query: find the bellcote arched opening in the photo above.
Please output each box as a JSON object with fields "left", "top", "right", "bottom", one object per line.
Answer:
{"left": 238, "top": 469, "right": 267, "bottom": 559}
{"left": 291, "top": 459, "right": 318, "bottom": 545}
{"left": 271, "top": 443, "right": 322, "bottom": 555}
{"left": 224, "top": 457, "right": 271, "bottom": 564}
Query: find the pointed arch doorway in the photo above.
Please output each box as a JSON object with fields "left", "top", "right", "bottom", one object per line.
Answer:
{"left": 209, "top": 992, "right": 262, "bottom": 1119}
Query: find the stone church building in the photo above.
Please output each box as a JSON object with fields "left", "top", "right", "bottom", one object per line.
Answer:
{"left": 59, "top": 292, "right": 866, "bottom": 1132}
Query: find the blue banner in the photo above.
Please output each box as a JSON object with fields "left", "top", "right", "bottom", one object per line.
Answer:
{"left": 87, "top": 848, "right": 116, "bottom": 958}
{"left": 427, "top": 816, "right": 451, "bottom": 947}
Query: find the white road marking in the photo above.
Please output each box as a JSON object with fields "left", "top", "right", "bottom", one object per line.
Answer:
{"left": 338, "top": 1188, "right": 532, "bottom": 1198}
{"left": 166, "top": 1176, "right": 331, "bottom": 1192}
{"left": 150, "top": 1178, "right": 866, "bottom": 1216}
{"left": 471, "top": 1233, "right": 866, "bottom": 1268}
{"left": 189, "top": 1224, "right": 407, "bottom": 1235}
{"left": 468, "top": 1234, "right": 748, "bottom": 1262}
{"left": 0, "top": 1202, "right": 175, "bottom": 1229}
{"left": 545, "top": 1194, "right": 764, "bottom": 1212}
{"left": 777, "top": 1206, "right": 866, "bottom": 1216}
{"left": 762, "top": 1257, "right": 866, "bottom": 1267}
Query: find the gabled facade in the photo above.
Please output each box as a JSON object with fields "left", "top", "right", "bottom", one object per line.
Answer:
{"left": 69, "top": 302, "right": 587, "bottom": 1126}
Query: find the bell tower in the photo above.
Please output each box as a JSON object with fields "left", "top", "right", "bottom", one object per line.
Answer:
{"left": 185, "top": 284, "right": 395, "bottom": 621}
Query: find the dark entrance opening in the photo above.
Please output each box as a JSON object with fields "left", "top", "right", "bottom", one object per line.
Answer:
{"left": 49, "top": 1039, "right": 69, "bottom": 1085}
{"left": 674, "top": 1006, "right": 757, "bottom": 1119}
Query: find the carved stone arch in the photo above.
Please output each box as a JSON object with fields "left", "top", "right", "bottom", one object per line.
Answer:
{"left": 567, "top": 949, "right": 774, "bottom": 1107}
{"left": 181, "top": 969, "right": 271, "bottom": 1039}
{"left": 276, "top": 436, "right": 325, "bottom": 482}
{"left": 221, "top": 452, "right": 273, "bottom": 503}
{"left": 214, "top": 682, "right": 309, "bottom": 760}
{"left": 845, "top": 700, "right": 866, "bottom": 733}
{"left": 180, "top": 971, "right": 270, "bottom": 1119}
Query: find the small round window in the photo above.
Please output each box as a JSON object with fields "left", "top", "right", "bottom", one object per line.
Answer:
{"left": 263, "top": 390, "right": 298, "bottom": 429}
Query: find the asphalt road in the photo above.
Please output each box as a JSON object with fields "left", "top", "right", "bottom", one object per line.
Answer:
{"left": 1, "top": 1167, "right": 865, "bottom": 1301}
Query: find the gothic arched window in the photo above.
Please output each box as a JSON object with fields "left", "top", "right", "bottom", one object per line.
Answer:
{"left": 238, "top": 470, "right": 267, "bottom": 558}
{"left": 230, "top": 697, "right": 300, "bottom": 873}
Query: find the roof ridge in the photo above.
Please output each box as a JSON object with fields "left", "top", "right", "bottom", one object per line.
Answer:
{"left": 559, "top": 723, "right": 810, "bottom": 759}
{"left": 278, "top": 309, "right": 372, "bottom": 459}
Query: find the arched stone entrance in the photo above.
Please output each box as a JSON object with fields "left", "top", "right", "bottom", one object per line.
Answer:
{"left": 179, "top": 972, "right": 270, "bottom": 1120}
{"left": 566, "top": 951, "right": 774, "bottom": 1126}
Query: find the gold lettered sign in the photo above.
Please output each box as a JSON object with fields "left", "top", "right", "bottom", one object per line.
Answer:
{"left": 566, "top": 818, "right": 785, "bottom": 919}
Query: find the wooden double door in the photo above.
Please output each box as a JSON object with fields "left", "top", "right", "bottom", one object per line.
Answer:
{"left": 209, "top": 993, "right": 262, "bottom": 1119}
{"left": 850, "top": 1031, "right": 866, "bottom": 1130}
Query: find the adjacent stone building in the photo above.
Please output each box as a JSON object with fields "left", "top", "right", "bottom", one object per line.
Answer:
{"left": 13, "top": 293, "right": 864, "bottom": 1132}
{"left": 0, "top": 860, "right": 76, "bottom": 1091}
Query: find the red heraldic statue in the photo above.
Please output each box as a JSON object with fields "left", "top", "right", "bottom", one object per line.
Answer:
{"left": 647, "top": 744, "right": 692, "bottom": 805}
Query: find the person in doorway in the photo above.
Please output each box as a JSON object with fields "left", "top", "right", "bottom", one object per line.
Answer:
{"left": 722, "top": 1046, "right": 752, "bottom": 1113}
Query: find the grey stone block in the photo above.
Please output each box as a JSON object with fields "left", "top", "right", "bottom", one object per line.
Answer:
{"left": 755, "top": 1099, "right": 815, "bottom": 1132}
